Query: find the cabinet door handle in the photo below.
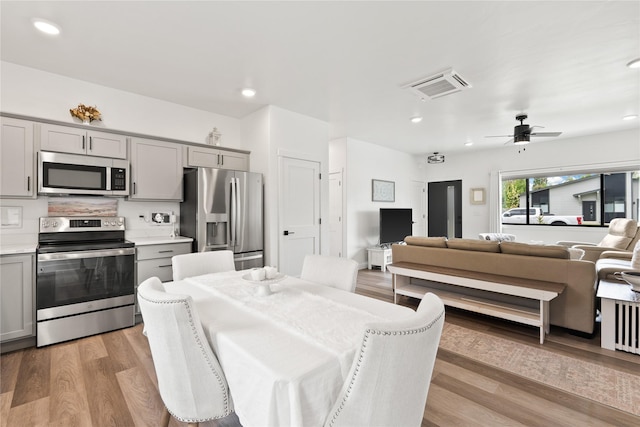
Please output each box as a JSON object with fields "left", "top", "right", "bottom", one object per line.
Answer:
{"left": 158, "top": 250, "right": 174, "bottom": 254}
{"left": 220, "top": 155, "right": 224, "bottom": 166}
{"left": 89, "top": 136, "right": 92, "bottom": 151}
{"left": 133, "top": 182, "right": 136, "bottom": 194}
{"left": 158, "top": 264, "right": 172, "bottom": 268}
{"left": 82, "top": 135, "right": 85, "bottom": 150}
{"left": 27, "top": 176, "right": 31, "bottom": 191}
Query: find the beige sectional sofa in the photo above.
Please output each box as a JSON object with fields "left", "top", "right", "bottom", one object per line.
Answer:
{"left": 391, "top": 237, "right": 598, "bottom": 335}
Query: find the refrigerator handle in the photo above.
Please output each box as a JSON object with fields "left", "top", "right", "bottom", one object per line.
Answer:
{"left": 229, "top": 177, "right": 236, "bottom": 245}
{"left": 235, "top": 176, "right": 241, "bottom": 249}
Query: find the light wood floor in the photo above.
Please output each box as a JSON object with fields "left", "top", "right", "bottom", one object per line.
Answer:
{"left": 2, "top": 269, "right": 639, "bottom": 426}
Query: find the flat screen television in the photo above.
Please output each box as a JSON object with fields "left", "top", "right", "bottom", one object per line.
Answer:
{"left": 379, "top": 208, "right": 412, "bottom": 246}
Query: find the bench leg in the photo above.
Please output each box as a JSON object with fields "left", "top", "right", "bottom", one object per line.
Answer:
{"left": 539, "top": 300, "right": 550, "bottom": 344}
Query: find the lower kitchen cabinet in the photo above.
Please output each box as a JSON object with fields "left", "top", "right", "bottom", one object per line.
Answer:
{"left": 136, "top": 241, "right": 191, "bottom": 315}
{"left": 0, "top": 254, "right": 35, "bottom": 343}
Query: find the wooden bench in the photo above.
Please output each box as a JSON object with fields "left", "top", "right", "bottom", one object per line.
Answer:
{"left": 387, "top": 262, "right": 566, "bottom": 344}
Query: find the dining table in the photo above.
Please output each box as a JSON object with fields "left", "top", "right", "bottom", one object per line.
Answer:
{"left": 162, "top": 269, "right": 416, "bottom": 427}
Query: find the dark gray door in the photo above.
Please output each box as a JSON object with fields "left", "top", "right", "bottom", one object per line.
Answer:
{"left": 582, "top": 200, "right": 596, "bottom": 222}
{"left": 428, "top": 180, "right": 462, "bottom": 238}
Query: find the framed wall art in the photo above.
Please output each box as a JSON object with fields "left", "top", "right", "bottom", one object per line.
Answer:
{"left": 372, "top": 179, "right": 395, "bottom": 202}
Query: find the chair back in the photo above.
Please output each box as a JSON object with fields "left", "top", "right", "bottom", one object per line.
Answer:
{"left": 172, "top": 250, "right": 235, "bottom": 281}
{"left": 300, "top": 254, "right": 359, "bottom": 292}
{"left": 137, "top": 277, "right": 233, "bottom": 422}
{"left": 324, "top": 293, "right": 445, "bottom": 427}
{"left": 599, "top": 218, "right": 638, "bottom": 249}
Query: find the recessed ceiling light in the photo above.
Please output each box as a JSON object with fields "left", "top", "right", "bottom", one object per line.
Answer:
{"left": 627, "top": 58, "right": 640, "bottom": 69}
{"left": 623, "top": 114, "right": 638, "bottom": 120}
{"left": 241, "top": 88, "right": 256, "bottom": 98}
{"left": 410, "top": 116, "right": 423, "bottom": 123}
{"left": 464, "top": 141, "right": 473, "bottom": 146}
{"left": 32, "top": 19, "right": 61, "bottom": 35}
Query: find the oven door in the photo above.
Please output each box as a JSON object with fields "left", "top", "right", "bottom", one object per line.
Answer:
{"left": 37, "top": 247, "right": 136, "bottom": 317}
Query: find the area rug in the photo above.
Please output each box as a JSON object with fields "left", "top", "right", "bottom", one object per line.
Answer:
{"left": 438, "top": 323, "right": 640, "bottom": 416}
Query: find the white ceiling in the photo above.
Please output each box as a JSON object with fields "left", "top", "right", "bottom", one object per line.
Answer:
{"left": 1, "top": 1, "right": 639, "bottom": 155}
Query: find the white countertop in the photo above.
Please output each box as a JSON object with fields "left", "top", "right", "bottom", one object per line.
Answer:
{"left": 127, "top": 236, "right": 193, "bottom": 246}
{"left": 0, "top": 243, "right": 38, "bottom": 256}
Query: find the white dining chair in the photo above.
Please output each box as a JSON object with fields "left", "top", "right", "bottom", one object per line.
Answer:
{"left": 137, "top": 277, "right": 234, "bottom": 427}
{"left": 324, "top": 292, "right": 445, "bottom": 427}
{"left": 300, "top": 254, "right": 359, "bottom": 292}
{"left": 172, "top": 250, "right": 235, "bottom": 281}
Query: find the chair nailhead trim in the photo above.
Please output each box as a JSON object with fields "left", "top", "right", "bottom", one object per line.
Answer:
{"left": 325, "top": 309, "right": 445, "bottom": 427}
{"left": 139, "top": 293, "right": 233, "bottom": 421}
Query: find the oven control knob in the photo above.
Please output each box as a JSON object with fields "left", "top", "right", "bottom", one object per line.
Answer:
{"left": 52, "top": 221, "right": 58, "bottom": 227}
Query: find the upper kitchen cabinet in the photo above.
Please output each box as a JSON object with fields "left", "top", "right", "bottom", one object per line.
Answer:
{"left": 185, "top": 145, "right": 249, "bottom": 171}
{"left": 1, "top": 117, "right": 35, "bottom": 198}
{"left": 130, "top": 137, "right": 183, "bottom": 201}
{"left": 40, "top": 123, "right": 127, "bottom": 159}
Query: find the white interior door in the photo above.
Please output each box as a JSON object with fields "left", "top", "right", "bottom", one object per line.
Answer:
{"left": 329, "top": 171, "right": 343, "bottom": 257}
{"left": 279, "top": 157, "right": 321, "bottom": 276}
{"left": 411, "top": 180, "right": 426, "bottom": 237}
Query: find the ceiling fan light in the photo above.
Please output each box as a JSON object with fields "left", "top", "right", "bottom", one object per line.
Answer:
{"left": 513, "top": 140, "right": 530, "bottom": 146}
{"left": 410, "top": 116, "right": 423, "bottom": 123}
{"left": 623, "top": 114, "right": 638, "bottom": 120}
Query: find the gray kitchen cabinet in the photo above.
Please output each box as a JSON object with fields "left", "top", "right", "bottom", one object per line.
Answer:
{"left": 40, "top": 123, "right": 127, "bottom": 159}
{"left": 0, "top": 254, "right": 34, "bottom": 342}
{"left": 129, "top": 137, "right": 183, "bottom": 200}
{"left": 185, "top": 145, "right": 249, "bottom": 171}
{"left": 135, "top": 242, "right": 191, "bottom": 314}
{"left": 1, "top": 117, "right": 35, "bottom": 198}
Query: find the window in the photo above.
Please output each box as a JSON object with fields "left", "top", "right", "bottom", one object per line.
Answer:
{"left": 501, "top": 170, "right": 639, "bottom": 226}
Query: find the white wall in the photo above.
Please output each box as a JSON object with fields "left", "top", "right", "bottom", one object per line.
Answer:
{"left": 425, "top": 128, "right": 640, "bottom": 244}
{"left": 343, "top": 138, "right": 424, "bottom": 267}
{"left": 242, "top": 106, "right": 330, "bottom": 269}
{"left": 1, "top": 61, "right": 242, "bottom": 147}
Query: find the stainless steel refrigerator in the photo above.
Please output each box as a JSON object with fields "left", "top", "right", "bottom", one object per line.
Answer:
{"left": 180, "top": 168, "right": 264, "bottom": 270}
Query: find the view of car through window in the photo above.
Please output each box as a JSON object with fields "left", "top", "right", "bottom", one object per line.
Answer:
{"left": 501, "top": 171, "right": 639, "bottom": 226}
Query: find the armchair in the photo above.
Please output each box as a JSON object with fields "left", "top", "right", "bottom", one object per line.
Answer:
{"left": 596, "top": 242, "right": 640, "bottom": 281}
{"left": 557, "top": 218, "right": 639, "bottom": 263}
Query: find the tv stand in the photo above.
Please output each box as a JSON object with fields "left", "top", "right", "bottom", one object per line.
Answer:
{"left": 367, "top": 246, "right": 393, "bottom": 271}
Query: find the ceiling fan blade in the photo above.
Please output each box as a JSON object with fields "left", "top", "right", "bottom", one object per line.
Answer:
{"left": 530, "top": 131, "right": 562, "bottom": 137}
{"left": 485, "top": 134, "right": 514, "bottom": 138}
{"left": 503, "top": 138, "right": 515, "bottom": 145}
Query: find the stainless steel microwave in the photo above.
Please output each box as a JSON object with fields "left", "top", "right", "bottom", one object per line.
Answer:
{"left": 38, "top": 151, "right": 129, "bottom": 196}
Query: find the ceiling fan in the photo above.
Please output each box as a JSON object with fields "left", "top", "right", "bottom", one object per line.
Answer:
{"left": 486, "top": 114, "right": 562, "bottom": 145}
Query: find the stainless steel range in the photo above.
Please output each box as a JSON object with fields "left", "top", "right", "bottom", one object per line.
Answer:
{"left": 36, "top": 216, "right": 135, "bottom": 347}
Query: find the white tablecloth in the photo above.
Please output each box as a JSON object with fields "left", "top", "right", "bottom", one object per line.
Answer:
{"left": 163, "top": 270, "right": 414, "bottom": 427}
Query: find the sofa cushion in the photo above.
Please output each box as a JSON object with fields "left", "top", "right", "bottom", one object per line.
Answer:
{"left": 446, "top": 238, "right": 500, "bottom": 253}
{"left": 404, "top": 236, "right": 448, "bottom": 248}
{"left": 500, "top": 241, "right": 570, "bottom": 259}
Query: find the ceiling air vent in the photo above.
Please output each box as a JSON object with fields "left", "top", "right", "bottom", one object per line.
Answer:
{"left": 405, "top": 68, "right": 471, "bottom": 100}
